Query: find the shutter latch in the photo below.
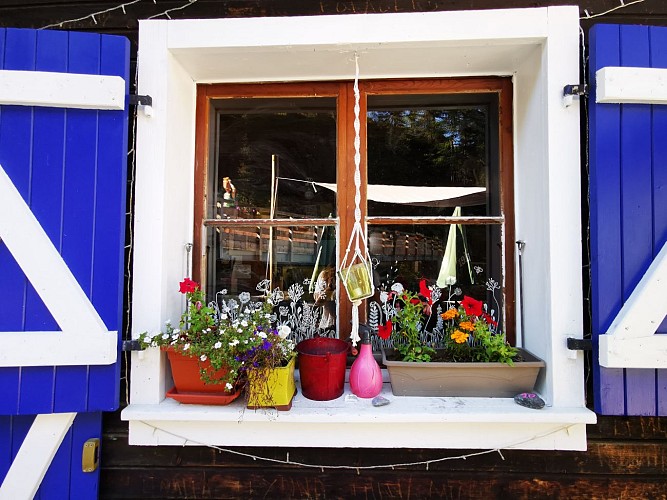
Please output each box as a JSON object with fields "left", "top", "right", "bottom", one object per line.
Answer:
{"left": 567, "top": 338, "right": 592, "bottom": 351}
{"left": 563, "top": 84, "right": 588, "bottom": 107}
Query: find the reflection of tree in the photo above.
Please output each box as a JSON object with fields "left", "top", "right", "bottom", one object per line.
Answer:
{"left": 218, "top": 112, "right": 336, "bottom": 215}
{"left": 367, "top": 108, "right": 488, "bottom": 188}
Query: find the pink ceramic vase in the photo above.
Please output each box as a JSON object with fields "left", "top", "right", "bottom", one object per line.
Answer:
{"left": 349, "top": 331, "right": 383, "bottom": 398}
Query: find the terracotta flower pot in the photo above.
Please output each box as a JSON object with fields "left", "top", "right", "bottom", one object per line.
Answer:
{"left": 381, "top": 347, "right": 545, "bottom": 397}
{"left": 247, "top": 356, "right": 297, "bottom": 410}
{"left": 162, "top": 346, "right": 241, "bottom": 405}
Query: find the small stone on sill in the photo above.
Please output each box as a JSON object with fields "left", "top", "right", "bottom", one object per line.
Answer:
{"left": 372, "top": 396, "right": 390, "bottom": 407}
{"left": 513, "top": 392, "right": 545, "bottom": 410}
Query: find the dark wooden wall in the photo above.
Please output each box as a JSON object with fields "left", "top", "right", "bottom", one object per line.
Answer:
{"left": 3, "top": 1, "right": 667, "bottom": 498}
{"left": 101, "top": 411, "right": 667, "bottom": 499}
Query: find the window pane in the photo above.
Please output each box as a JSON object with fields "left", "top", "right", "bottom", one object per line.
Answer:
{"left": 369, "top": 224, "right": 501, "bottom": 300}
{"left": 367, "top": 94, "right": 498, "bottom": 217}
{"left": 205, "top": 225, "right": 338, "bottom": 340}
{"left": 210, "top": 97, "right": 337, "bottom": 220}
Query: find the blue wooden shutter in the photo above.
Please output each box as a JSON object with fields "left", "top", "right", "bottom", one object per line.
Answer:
{"left": 589, "top": 24, "right": 667, "bottom": 416}
{"left": 0, "top": 28, "right": 129, "bottom": 497}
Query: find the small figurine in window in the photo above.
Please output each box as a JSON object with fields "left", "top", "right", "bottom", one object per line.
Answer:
{"left": 314, "top": 266, "right": 336, "bottom": 331}
{"left": 221, "top": 176, "right": 237, "bottom": 217}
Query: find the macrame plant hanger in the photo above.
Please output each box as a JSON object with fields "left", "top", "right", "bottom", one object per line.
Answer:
{"left": 339, "top": 53, "right": 375, "bottom": 347}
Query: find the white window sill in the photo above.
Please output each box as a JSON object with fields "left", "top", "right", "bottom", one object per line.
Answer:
{"left": 122, "top": 377, "right": 596, "bottom": 451}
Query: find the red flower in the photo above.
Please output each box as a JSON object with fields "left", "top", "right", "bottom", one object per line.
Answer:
{"left": 378, "top": 319, "right": 393, "bottom": 340}
{"left": 482, "top": 312, "right": 498, "bottom": 328}
{"left": 409, "top": 298, "right": 421, "bottom": 305}
{"left": 419, "top": 279, "right": 432, "bottom": 305}
{"left": 179, "top": 278, "right": 200, "bottom": 294}
{"left": 461, "top": 296, "right": 483, "bottom": 317}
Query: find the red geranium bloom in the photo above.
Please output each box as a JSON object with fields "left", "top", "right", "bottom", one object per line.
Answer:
{"left": 419, "top": 279, "right": 432, "bottom": 305}
{"left": 179, "top": 277, "right": 200, "bottom": 294}
{"left": 461, "top": 295, "right": 483, "bottom": 317}
{"left": 378, "top": 319, "right": 393, "bottom": 340}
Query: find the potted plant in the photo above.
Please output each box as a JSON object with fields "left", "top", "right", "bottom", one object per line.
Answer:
{"left": 138, "top": 278, "right": 297, "bottom": 406}
{"left": 242, "top": 323, "right": 297, "bottom": 410}
{"left": 377, "top": 279, "right": 544, "bottom": 397}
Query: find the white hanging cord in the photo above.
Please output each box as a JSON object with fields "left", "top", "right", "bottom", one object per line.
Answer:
{"left": 340, "top": 53, "right": 374, "bottom": 347}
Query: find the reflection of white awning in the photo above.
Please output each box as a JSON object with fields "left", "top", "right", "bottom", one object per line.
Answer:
{"left": 315, "top": 183, "right": 485, "bottom": 207}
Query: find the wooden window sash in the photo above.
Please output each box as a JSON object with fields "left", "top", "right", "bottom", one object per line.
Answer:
{"left": 193, "top": 77, "right": 514, "bottom": 342}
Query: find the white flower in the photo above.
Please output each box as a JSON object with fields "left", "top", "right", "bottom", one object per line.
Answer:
{"left": 229, "top": 339, "right": 239, "bottom": 347}
{"left": 225, "top": 383, "right": 233, "bottom": 391}
{"left": 183, "top": 343, "right": 190, "bottom": 350}
{"left": 162, "top": 333, "right": 169, "bottom": 340}
{"left": 171, "top": 334, "right": 178, "bottom": 340}
{"left": 277, "top": 324, "right": 291, "bottom": 339}
{"left": 391, "top": 283, "right": 404, "bottom": 293}
{"left": 241, "top": 320, "right": 248, "bottom": 327}
{"left": 258, "top": 331, "right": 267, "bottom": 339}
{"left": 165, "top": 319, "right": 171, "bottom": 325}
{"left": 214, "top": 341, "right": 222, "bottom": 349}
{"left": 237, "top": 328, "right": 243, "bottom": 333}
{"left": 379, "top": 291, "right": 389, "bottom": 304}
{"left": 172, "top": 328, "right": 180, "bottom": 334}
{"left": 200, "top": 355, "right": 207, "bottom": 362}
{"left": 239, "top": 291, "right": 251, "bottom": 303}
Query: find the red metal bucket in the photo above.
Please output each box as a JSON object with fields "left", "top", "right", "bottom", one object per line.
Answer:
{"left": 296, "top": 338, "right": 349, "bottom": 401}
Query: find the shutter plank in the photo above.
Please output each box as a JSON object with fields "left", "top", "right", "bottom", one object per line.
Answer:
{"left": 60, "top": 32, "right": 102, "bottom": 414}
{"left": 67, "top": 412, "right": 102, "bottom": 497}
{"left": 1, "top": 29, "right": 37, "bottom": 416}
{"left": 88, "top": 34, "right": 130, "bottom": 411}
{"left": 620, "top": 25, "right": 657, "bottom": 416}
{"left": 0, "top": 416, "right": 9, "bottom": 484}
{"left": 650, "top": 26, "right": 667, "bottom": 413}
{"left": 590, "top": 24, "right": 626, "bottom": 415}
{"left": 18, "top": 30, "right": 71, "bottom": 416}
{"left": 37, "top": 423, "right": 73, "bottom": 498}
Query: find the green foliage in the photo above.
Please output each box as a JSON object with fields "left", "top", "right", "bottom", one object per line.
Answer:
{"left": 393, "top": 290, "right": 436, "bottom": 362}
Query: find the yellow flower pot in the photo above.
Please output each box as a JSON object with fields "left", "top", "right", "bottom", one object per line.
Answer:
{"left": 247, "top": 356, "right": 296, "bottom": 410}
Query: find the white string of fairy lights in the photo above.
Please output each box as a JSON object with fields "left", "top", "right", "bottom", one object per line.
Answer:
{"left": 36, "top": 0, "right": 649, "bottom": 30}
{"left": 141, "top": 420, "right": 578, "bottom": 471}
{"left": 40, "top": 0, "right": 199, "bottom": 30}
{"left": 581, "top": 0, "right": 646, "bottom": 19}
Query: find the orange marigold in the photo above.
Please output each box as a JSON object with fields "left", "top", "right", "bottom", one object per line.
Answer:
{"left": 459, "top": 321, "right": 474, "bottom": 332}
{"left": 451, "top": 329, "right": 469, "bottom": 344}
{"left": 440, "top": 308, "right": 458, "bottom": 321}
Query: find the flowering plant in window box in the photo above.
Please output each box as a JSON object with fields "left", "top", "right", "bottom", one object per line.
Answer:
{"left": 375, "top": 279, "right": 544, "bottom": 397}
{"left": 138, "top": 278, "right": 296, "bottom": 406}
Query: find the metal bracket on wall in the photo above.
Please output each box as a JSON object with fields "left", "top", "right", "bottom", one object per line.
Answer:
{"left": 122, "top": 340, "right": 145, "bottom": 352}
{"left": 129, "top": 94, "right": 153, "bottom": 117}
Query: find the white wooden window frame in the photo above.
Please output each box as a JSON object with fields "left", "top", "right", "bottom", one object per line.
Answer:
{"left": 595, "top": 66, "right": 667, "bottom": 368}
{"left": 124, "top": 7, "right": 596, "bottom": 450}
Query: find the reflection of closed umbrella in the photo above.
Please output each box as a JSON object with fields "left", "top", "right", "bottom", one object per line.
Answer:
{"left": 437, "top": 206, "right": 460, "bottom": 288}
{"left": 436, "top": 207, "right": 475, "bottom": 288}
